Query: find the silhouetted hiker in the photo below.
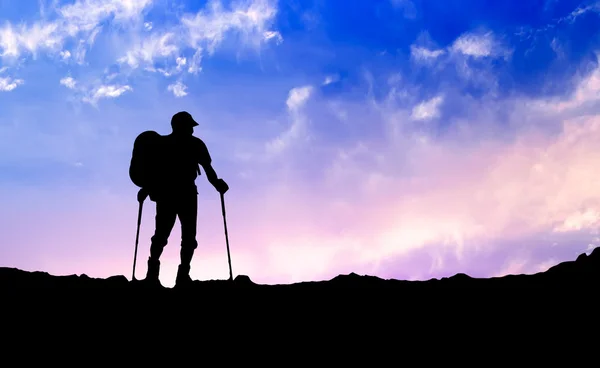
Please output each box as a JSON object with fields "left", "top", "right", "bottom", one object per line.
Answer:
{"left": 131, "top": 111, "right": 229, "bottom": 288}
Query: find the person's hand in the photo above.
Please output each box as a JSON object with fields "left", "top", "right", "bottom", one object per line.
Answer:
{"left": 215, "top": 179, "right": 229, "bottom": 194}
{"left": 137, "top": 188, "right": 149, "bottom": 203}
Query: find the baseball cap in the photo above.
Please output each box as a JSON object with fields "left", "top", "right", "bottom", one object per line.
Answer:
{"left": 171, "top": 111, "right": 199, "bottom": 129}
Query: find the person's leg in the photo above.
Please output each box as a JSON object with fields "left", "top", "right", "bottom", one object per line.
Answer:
{"left": 150, "top": 199, "right": 178, "bottom": 259}
{"left": 145, "top": 199, "right": 177, "bottom": 282}
{"left": 175, "top": 193, "right": 198, "bottom": 286}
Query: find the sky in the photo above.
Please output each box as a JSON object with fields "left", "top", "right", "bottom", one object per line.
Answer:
{"left": 1, "top": 0, "right": 600, "bottom": 287}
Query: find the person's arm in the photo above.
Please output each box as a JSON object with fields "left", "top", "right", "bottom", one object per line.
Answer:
{"left": 201, "top": 162, "right": 229, "bottom": 194}
{"left": 198, "top": 139, "right": 229, "bottom": 194}
{"left": 202, "top": 162, "right": 219, "bottom": 187}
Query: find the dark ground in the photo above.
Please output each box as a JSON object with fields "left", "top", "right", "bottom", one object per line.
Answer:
{"left": 1, "top": 248, "right": 597, "bottom": 358}
{"left": 2, "top": 246, "right": 599, "bottom": 290}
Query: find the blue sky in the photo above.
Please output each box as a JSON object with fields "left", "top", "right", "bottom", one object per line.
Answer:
{"left": 1, "top": 0, "right": 600, "bottom": 286}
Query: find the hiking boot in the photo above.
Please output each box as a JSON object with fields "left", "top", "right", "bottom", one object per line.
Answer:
{"left": 143, "top": 257, "right": 163, "bottom": 288}
{"left": 175, "top": 264, "right": 193, "bottom": 289}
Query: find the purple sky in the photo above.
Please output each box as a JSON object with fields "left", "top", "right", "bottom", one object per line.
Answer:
{"left": 1, "top": 0, "right": 600, "bottom": 287}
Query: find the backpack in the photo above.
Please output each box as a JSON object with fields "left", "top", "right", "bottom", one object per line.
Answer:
{"left": 129, "top": 130, "right": 163, "bottom": 189}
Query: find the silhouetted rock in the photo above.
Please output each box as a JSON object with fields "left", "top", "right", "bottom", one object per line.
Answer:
{"left": 2, "top": 247, "right": 599, "bottom": 292}
{"left": 0, "top": 267, "right": 130, "bottom": 289}
{"left": 234, "top": 274, "right": 254, "bottom": 285}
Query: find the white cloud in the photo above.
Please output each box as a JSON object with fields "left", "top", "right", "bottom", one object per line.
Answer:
{"left": 72, "top": 40, "right": 87, "bottom": 64}
{"left": 450, "top": 31, "right": 510, "bottom": 59}
{"left": 263, "top": 30, "right": 283, "bottom": 44}
{"left": 0, "top": 76, "right": 24, "bottom": 91}
{"left": 0, "top": 0, "right": 153, "bottom": 60}
{"left": 527, "top": 56, "right": 600, "bottom": 114}
{"left": 286, "top": 85, "right": 313, "bottom": 111}
{"left": 0, "top": 26, "right": 19, "bottom": 57}
{"left": 0, "top": 22, "right": 62, "bottom": 58}
{"left": 265, "top": 85, "right": 314, "bottom": 156}
{"left": 550, "top": 38, "right": 564, "bottom": 58}
{"left": 83, "top": 84, "right": 132, "bottom": 105}
{"left": 303, "top": 63, "right": 600, "bottom": 275}
{"left": 53, "top": 63, "right": 600, "bottom": 283}
{"left": 564, "top": 2, "right": 600, "bottom": 23}
{"left": 58, "top": 76, "right": 133, "bottom": 105}
{"left": 94, "top": 84, "right": 132, "bottom": 98}
{"left": 59, "top": 76, "right": 77, "bottom": 89}
{"left": 554, "top": 209, "right": 600, "bottom": 232}
{"left": 181, "top": 0, "right": 278, "bottom": 50}
{"left": 167, "top": 81, "right": 188, "bottom": 97}
{"left": 58, "top": 0, "right": 152, "bottom": 37}
{"left": 410, "top": 45, "right": 445, "bottom": 61}
{"left": 118, "top": 32, "right": 179, "bottom": 68}
{"left": 451, "top": 32, "right": 494, "bottom": 57}
{"left": 59, "top": 50, "right": 71, "bottom": 60}
{"left": 16, "top": 23, "right": 62, "bottom": 57}
{"left": 187, "top": 49, "right": 203, "bottom": 74}
{"left": 176, "top": 0, "right": 280, "bottom": 75}
{"left": 322, "top": 74, "right": 340, "bottom": 85}
{"left": 227, "top": 58, "right": 600, "bottom": 283}
{"left": 110, "top": 0, "right": 281, "bottom": 76}
{"left": 0, "top": 0, "right": 282, "bottom": 104}
{"left": 411, "top": 95, "right": 444, "bottom": 120}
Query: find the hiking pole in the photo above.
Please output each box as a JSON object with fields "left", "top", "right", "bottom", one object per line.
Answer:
{"left": 132, "top": 198, "right": 144, "bottom": 281}
{"left": 220, "top": 192, "right": 233, "bottom": 281}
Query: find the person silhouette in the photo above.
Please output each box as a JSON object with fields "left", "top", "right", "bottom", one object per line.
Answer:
{"left": 137, "top": 111, "right": 229, "bottom": 288}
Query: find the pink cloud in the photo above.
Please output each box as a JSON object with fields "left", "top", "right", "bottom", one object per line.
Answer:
{"left": 3, "top": 63, "right": 600, "bottom": 287}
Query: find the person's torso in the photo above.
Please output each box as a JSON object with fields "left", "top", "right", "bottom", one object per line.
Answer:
{"left": 154, "top": 135, "right": 203, "bottom": 191}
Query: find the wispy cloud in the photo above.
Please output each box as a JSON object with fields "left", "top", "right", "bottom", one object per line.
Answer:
{"left": 246, "top": 61, "right": 600, "bottom": 282}
{"left": 117, "top": 32, "right": 179, "bottom": 69}
{"left": 167, "top": 81, "right": 188, "bottom": 97}
{"left": 322, "top": 75, "right": 338, "bottom": 85}
{"left": 410, "top": 45, "right": 445, "bottom": 62}
{"left": 0, "top": 74, "right": 23, "bottom": 92}
{"left": 82, "top": 84, "right": 133, "bottom": 105}
{"left": 411, "top": 95, "right": 444, "bottom": 120}
{"left": 450, "top": 31, "right": 511, "bottom": 59}
{"left": 265, "top": 85, "right": 314, "bottom": 156}
{"left": 286, "top": 85, "right": 313, "bottom": 111}
{"left": 0, "top": 0, "right": 152, "bottom": 59}
{"left": 59, "top": 76, "right": 77, "bottom": 89}
{"left": 0, "top": 0, "right": 282, "bottom": 105}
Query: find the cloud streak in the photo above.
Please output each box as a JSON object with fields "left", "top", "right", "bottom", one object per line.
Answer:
{"left": 0, "top": 76, "right": 23, "bottom": 91}
{"left": 0, "top": 0, "right": 282, "bottom": 104}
